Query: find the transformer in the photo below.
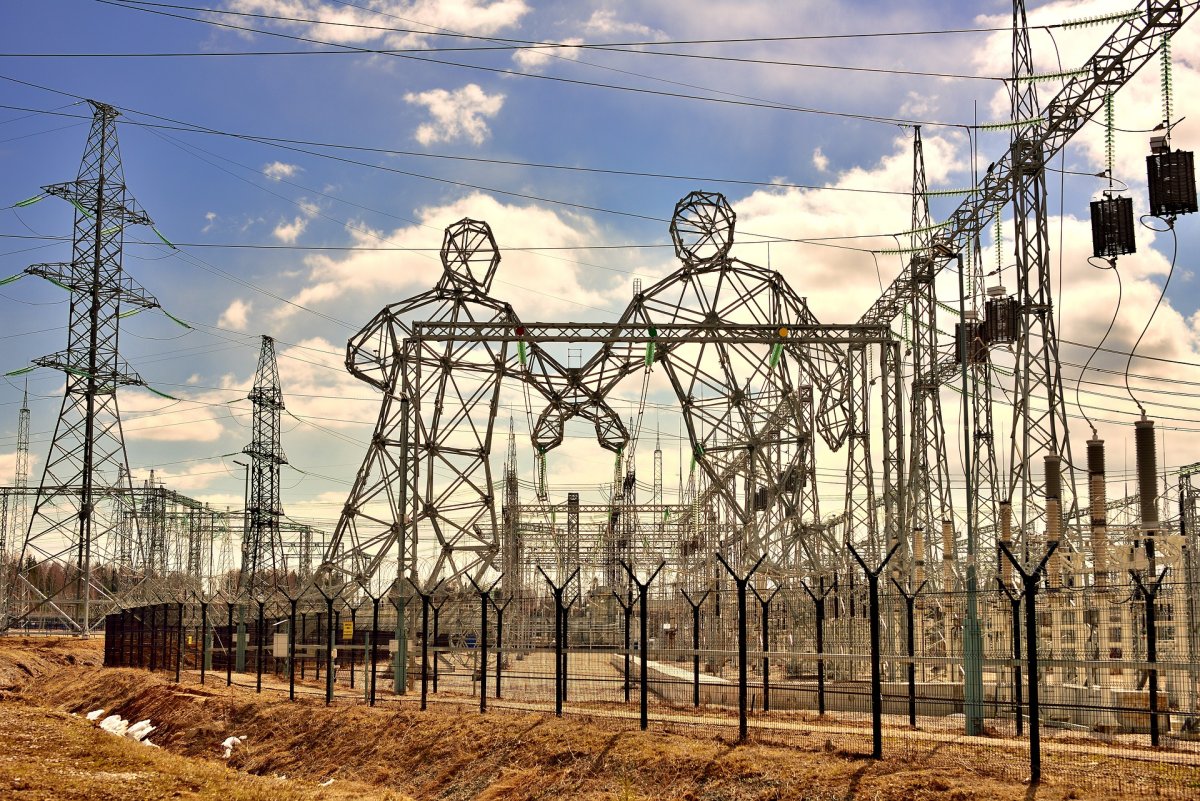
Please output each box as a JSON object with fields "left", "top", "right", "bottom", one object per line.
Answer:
{"left": 1089, "top": 195, "right": 1137, "bottom": 258}
{"left": 954, "top": 311, "right": 988, "bottom": 365}
{"left": 982, "top": 286, "right": 1019, "bottom": 345}
{"left": 1146, "top": 136, "right": 1197, "bottom": 218}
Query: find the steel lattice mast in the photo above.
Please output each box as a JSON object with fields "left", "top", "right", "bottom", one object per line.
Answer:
{"left": 1006, "top": 0, "right": 1077, "bottom": 569}
{"left": 966, "top": 239, "right": 1000, "bottom": 577}
{"left": 14, "top": 101, "right": 159, "bottom": 634}
{"left": 905, "top": 127, "right": 954, "bottom": 585}
{"left": 0, "top": 385, "right": 28, "bottom": 621}
{"left": 239, "top": 335, "right": 287, "bottom": 596}
{"left": 13, "top": 384, "right": 31, "bottom": 554}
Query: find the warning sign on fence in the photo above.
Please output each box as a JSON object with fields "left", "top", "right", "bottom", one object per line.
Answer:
{"left": 342, "top": 620, "right": 353, "bottom": 641}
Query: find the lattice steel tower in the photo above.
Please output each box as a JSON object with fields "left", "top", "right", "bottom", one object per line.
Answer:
{"left": 239, "top": 335, "right": 287, "bottom": 595}
{"left": 905, "top": 126, "right": 954, "bottom": 584}
{"left": 1006, "top": 1, "right": 1078, "bottom": 558}
{"left": 15, "top": 101, "right": 159, "bottom": 633}
{"left": 0, "top": 384, "right": 30, "bottom": 622}
{"left": 4, "top": 384, "right": 31, "bottom": 558}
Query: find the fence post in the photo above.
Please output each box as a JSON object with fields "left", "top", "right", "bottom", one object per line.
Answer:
{"left": 325, "top": 595, "right": 336, "bottom": 705}
{"left": 347, "top": 607, "right": 357, "bottom": 691}
{"left": 492, "top": 595, "right": 512, "bottom": 699}
{"left": 468, "top": 575, "right": 502, "bottom": 714}
{"left": 285, "top": 598, "right": 296, "bottom": 700}
{"left": 175, "top": 602, "right": 184, "bottom": 683}
{"left": 1131, "top": 564, "right": 1168, "bottom": 747}
{"left": 538, "top": 567, "right": 579, "bottom": 718}
{"left": 612, "top": 589, "right": 634, "bottom": 704}
{"left": 681, "top": 589, "right": 710, "bottom": 709}
{"left": 801, "top": 576, "right": 836, "bottom": 715}
{"left": 370, "top": 596, "right": 380, "bottom": 706}
{"left": 621, "top": 561, "right": 665, "bottom": 731}
{"left": 199, "top": 602, "right": 209, "bottom": 685}
{"left": 1001, "top": 541, "right": 1059, "bottom": 784}
{"left": 998, "top": 579, "right": 1023, "bottom": 734}
{"left": 560, "top": 593, "right": 574, "bottom": 704}
{"left": 750, "top": 583, "right": 782, "bottom": 713}
{"left": 848, "top": 542, "right": 901, "bottom": 760}
{"left": 255, "top": 599, "right": 265, "bottom": 693}
{"left": 716, "top": 552, "right": 768, "bottom": 743}
{"left": 420, "top": 593, "right": 431, "bottom": 709}
{"left": 891, "top": 578, "right": 927, "bottom": 728}
{"left": 225, "top": 603, "right": 234, "bottom": 686}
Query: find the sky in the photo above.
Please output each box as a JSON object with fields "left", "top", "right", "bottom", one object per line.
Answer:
{"left": 1, "top": 0, "right": 1199, "bottom": 556}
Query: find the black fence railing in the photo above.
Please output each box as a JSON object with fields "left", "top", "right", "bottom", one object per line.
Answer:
{"left": 102, "top": 578, "right": 1200, "bottom": 797}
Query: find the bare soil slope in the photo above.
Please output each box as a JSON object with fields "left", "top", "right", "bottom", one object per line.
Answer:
{"left": 0, "top": 637, "right": 1163, "bottom": 800}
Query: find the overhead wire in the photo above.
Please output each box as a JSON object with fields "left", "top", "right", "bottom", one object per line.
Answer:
{"left": 96, "top": 0, "right": 978, "bottom": 129}
{"left": 0, "top": 87, "right": 935, "bottom": 255}
{"left": 0, "top": 46, "right": 1005, "bottom": 83}
{"left": 99, "top": 0, "right": 1099, "bottom": 46}
{"left": 1125, "top": 219, "right": 1178, "bottom": 416}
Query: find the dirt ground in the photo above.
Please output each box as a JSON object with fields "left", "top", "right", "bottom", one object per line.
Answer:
{"left": 0, "top": 636, "right": 1192, "bottom": 800}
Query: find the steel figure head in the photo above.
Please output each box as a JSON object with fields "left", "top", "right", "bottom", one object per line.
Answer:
{"left": 670, "top": 191, "right": 736, "bottom": 266}
{"left": 441, "top": 218, "right": 501, "bottom": 291}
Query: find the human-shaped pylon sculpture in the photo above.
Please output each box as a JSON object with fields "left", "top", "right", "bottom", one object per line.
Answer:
{"left": 325, "top": 219, "right": 518, "bottom": 586}
{"left": 531, "top": 191, "right": 851, "bottom": 571}
{"left": 325, "top": 217, "right": 630, "bottom": 587}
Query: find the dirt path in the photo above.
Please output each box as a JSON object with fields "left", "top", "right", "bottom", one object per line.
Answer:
{"left": 2, "top": 636, "right": 1194, "bottom": 800}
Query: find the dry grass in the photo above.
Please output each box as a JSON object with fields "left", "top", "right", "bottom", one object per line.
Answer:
{"left": 1, "top": 637, "right": 1191, "bottom": 800}
{"left": 0, "top": 701, "right": 407, "bottom": 800}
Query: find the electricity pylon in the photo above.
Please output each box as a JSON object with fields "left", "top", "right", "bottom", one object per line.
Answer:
{"left": 15, "top": 100, "right": 160, "bottom": 634}
{"left": 238, "top": 335, "right": 287, "bottom": 597}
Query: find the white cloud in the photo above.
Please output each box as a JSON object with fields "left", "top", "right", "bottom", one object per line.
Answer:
{"left": 263, "top": 161, "right": 301, "bottom": 181}
{"left": 202, "top": 211, "right": 217, "bottom": 233}
{"left": 812, "top": 147, "right": 829, "bottom": 172}
{"left": 218, "top": 298, "right": 253, "bottom": 331}
{"left": 120, "top": 389, "right": 228, "bottom": 444}
{"left": 275, "top": 336, "right": 377, "bottom": 430}
{"left": 135, "top": 461, "right": 229, "bottom": 493}
{"left": 222, "top": 2, "right": 530, "bottom": 48}
{"left": 273, "top": 216, "right": 308, "bottom": 243}
{"left": 279, "top": 192, "right": 625, "bottom": 319}
{"left": 730, "top": 130, "right": 968, "bottom": 322}
{"left": 404, "top": 84, "right": 505, "bottom": 146}
{"left": 582, "top": 9, "right": 665, "bottom": 39}
{"left": 513, "top": 37, "right": 582, "bottom": 72}
{"left": 0, "top": 450, "right": 37, "bottom": 484}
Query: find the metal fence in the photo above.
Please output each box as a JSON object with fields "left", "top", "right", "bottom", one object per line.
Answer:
{"left": 103, "top": 576, "right": 1200, "bottom": 797}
